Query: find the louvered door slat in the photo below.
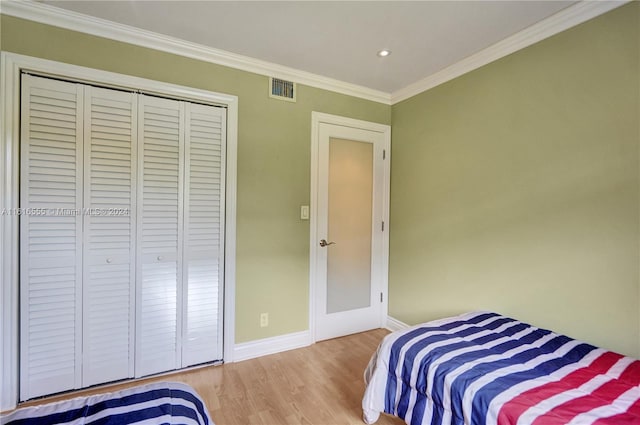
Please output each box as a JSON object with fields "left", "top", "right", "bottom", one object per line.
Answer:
{"left": 182, "top": 104, "right": 226, "bottom": 367}
{"left": 82, "top": 86, "right": 137, "bottom": 387}
{"left": 136, "top": 95, "right": 184, "bottom": 377}
{"left": 20, "top": 75, "right": 83, "bottom": 401}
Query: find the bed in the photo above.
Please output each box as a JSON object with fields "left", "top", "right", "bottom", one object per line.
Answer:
{"left": 1, "top": 381, "right": 213, "bottom": 425}
{"left": 362, "top": 311, "right": 640, "bottom": 425}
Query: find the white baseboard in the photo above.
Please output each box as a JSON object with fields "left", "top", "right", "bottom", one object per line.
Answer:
{"left": 386, "top": 316, "right": 410, "bottom": 332}
{"left": 233, "top": 320, "right": 406, "bottom": 363}
{"left": 232, "top": 330, "right": 312, "bottom": 362}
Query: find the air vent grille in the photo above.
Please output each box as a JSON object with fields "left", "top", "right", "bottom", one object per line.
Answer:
{"left": 269, "top": 77, "right": 296, "bottom": 102}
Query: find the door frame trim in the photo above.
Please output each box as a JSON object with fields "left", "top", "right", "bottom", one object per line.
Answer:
{"left": 1, "top": 52, "right": 238, "bottom": 410}
{"left": 309, "top": 112, "right": 391, "bottom": 343}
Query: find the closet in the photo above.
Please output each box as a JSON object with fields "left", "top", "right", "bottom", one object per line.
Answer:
{"left": 19, "top": 74, "right": 225, "bottom": 401}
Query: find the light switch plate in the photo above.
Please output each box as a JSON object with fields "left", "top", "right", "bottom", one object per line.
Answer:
{"left": 300, "top": 205, "right": 309, "bottom": 220}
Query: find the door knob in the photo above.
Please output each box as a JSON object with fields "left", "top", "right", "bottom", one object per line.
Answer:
{"left": 319, "top": 239, "right": 336, "bottom": 247}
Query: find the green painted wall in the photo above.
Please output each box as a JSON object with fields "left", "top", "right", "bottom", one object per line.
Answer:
{"left": 3, "top": 4, "right": 639, "bottom": 357}
{"left": 390, "top": 3, "right": 640, "bottom": 357}
{"left": 0, "top": 15, "right": 391, "bottom": 343}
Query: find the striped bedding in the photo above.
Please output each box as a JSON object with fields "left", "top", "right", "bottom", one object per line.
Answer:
{"left": 362, "top": 311, "right": 640, "bottom": 425}
{"left": 1, "top": 382, "right": 213, "bottom": 425}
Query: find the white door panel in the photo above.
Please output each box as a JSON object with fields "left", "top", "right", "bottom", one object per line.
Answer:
{"left": 20, "top": 75, "right": 83, "bottom": 400}
{"left": 136, "top": 95, "right": 184, "bottom": 377}
{"left": 82, "top": 85, "right": 137, "bottom": 386}
{"left": 182, "top": 104, "right": 226, "bottom": 367}
{"left": 313, "top": 116, "right": 390, "bottom": 342}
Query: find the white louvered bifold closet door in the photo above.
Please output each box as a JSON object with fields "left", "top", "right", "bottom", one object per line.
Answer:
{"left": 136, "top": 95, "right": 184, "bottom": 377}
{"left": 20, "top": 76, "right": 226, "bottom": 400}
{"left": 182, "top": 104, "right": 226, "bottom": 367}
{"left": 20, "top": 75, "right": 83, "bottom": 400}
{"left": 82, "top": 86, "right": 137, "bottom": 386}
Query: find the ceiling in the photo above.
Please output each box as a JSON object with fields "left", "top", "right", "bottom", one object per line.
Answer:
{"left": 36, "top": 1, "right": 578, "bottom": 94}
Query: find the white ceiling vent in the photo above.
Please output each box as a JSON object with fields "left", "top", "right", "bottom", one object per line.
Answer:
{"left": 269, "top": 77, "right": 296, "bottom": 102}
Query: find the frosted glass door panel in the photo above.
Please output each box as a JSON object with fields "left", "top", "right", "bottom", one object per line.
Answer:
{"left": 327, "top": 138, "right": 373, "bottom": 314}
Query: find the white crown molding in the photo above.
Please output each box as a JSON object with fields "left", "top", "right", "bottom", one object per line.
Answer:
{"left": 390, "top": 0, "right": 630, "bottom": 104}
{"left": 0, "top": 0, "right": 392, "bottom": 105}
{"left": 233, "top": 330, "right": 312, "bottom": 362}
{"left": 386, "top": 316, "right": 410, "bottom": 332}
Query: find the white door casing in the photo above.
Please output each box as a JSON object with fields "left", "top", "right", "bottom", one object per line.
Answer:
{"left": 0, "top": 52, "right": 238, "bottom": 410}
{"left": 310, "top": 112, "right": 390, "bottom": 342}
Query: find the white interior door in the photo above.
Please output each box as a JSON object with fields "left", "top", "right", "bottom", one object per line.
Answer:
{"left": 135, "top": 94, "right": 184, "bottom": 377}
{"left": 82, "top": 85, "right": 137, "bottom": 386}
{"left": 182, "top": 103, "right": 226, "bottom": 367}
{"left": 19, "top": 75, "right": 84, "bottom": 400}
{"left": 312, "top": 114, "right": 390, "bottom": 342}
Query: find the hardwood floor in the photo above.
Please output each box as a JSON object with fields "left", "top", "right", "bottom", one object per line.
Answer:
{"left": 19, "top": 328, "right": 404, "bottom": 425}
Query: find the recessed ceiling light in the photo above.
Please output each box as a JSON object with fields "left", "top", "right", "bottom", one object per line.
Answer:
{"left": 377, "top": 49, "right": 391, "bottom": 58}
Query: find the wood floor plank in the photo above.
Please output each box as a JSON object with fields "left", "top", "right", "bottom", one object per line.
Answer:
{"left": 18, "top": 328, "right": 404, "bottom": 425}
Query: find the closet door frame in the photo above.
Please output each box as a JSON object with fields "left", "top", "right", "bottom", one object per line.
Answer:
{"left": 0, "top": 52, "right": 238, "bottom": 411}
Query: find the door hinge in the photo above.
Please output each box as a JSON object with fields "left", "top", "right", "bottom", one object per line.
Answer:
{"left": 383, "top": 149, "right": 386, "bottom": 160}
{"left": 382, "top": 221, "right": 385, "bottom": 231}
{"left": 380, "top": 292, "right": 383, "bottom": 303}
